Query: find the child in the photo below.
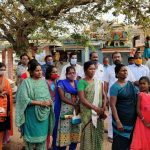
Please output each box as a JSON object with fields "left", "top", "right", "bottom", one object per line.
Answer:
{"left": 130, "top": 76, "right": 150, "bottom": 150}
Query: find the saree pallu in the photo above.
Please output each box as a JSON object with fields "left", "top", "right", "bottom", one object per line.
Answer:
{"left": 112, "top": 81, "right": 137, "bottom": 150}
{"left": 80, "top": 81, "right": 104, "bottom": 150}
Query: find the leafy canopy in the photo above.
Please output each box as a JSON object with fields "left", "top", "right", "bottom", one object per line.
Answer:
{"left": 0, "top": 0, "right": 149, "bottom": 54}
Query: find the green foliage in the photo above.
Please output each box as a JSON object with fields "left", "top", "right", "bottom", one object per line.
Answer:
{"left": 71, "top": 33, "right": 90, "bottom": 47}
{"left": 0, "top": 0, "right": 149, "bottom": 55}
{"left": 110, "top": 0, "right": 150, "bottom": 28}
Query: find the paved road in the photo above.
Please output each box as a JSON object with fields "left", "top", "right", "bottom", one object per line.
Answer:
{"left": 3, "top": 105, "right": 111, "bottom": 150}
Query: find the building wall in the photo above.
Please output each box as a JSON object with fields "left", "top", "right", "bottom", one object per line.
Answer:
{"left": 2, "top": 48, "right": 14, "bottom": 80}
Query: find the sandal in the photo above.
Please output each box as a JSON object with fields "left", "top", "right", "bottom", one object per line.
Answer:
{"left": 108, "top": 137, "right": 113, "bottom": 143}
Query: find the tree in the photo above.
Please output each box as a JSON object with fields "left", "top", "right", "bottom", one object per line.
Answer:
{"left": 0, "top": 0, "right": 106, "bottom": 55}
{"left": 110, "top": 0, "right": 150, "bottom": 28}
{"left": 0, "top": 0, "right": 149, "bottom": 55}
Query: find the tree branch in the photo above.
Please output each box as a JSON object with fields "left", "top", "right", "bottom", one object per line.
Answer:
{"left": 19, "top": 0, "right": 98, "bottom": 20}
{"left": 0, "top": 24, "right": 15, "bottom": 44}
{"left": 0, "top": 7, "right": 17, "bottom": 28}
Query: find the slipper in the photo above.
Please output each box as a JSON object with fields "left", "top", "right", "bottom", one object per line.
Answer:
{"left": 108, "top": 137, "right": 113, "bottom": 143}
{"left": 104, "top": 129, "right": 108, "bottom": 133}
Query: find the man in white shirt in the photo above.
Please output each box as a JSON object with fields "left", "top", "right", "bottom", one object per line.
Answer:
{"left": 104, "top": 52, "right": 135, "bottom": 142}
{"left": 145, "top": 58, "right": 150, "bottom": 70}
{"left": 60, "top": 52, "right": 82, "bottom": 79}
{"left": 41, "top": 55, "right": 54, "bottom": 77}
{"left": 103, "top": 56, "right": 110, "bottom": 74}
{"left": 16, "top": 53, "right": 30, "bottom": 86}
{"left": 130, "top": 51, "right": 149, "bottom": 82}
{"left": 78, "top": 51, "right": 104, "bottom": 81}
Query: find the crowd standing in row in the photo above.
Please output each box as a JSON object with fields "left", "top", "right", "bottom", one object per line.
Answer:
{"left": 0, "top": 48, "right": 150, "bottom": 150}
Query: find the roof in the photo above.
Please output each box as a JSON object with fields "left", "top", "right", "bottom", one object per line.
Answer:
{"left": 102, "top": 47, "right": 131, "bottom": 53}
{"left": 56, "top": 45, "right": 85, "bottom": 51}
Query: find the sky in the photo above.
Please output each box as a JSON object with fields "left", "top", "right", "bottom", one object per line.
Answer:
{"left": 102, "top": 9, "right": 126, "bottom": 23}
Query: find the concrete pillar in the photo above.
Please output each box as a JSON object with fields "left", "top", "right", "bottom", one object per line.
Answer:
{"left": 7, "top": 48, "right": 13, "bottom": 80}
{"left": 98, "top": 49, "right": 103, "bottom": 63}
{"left": 2, "top": 49, "right": 6, "bottom": 64}
{"left": 84, "top": 47, "right": 89, "bottom": 63}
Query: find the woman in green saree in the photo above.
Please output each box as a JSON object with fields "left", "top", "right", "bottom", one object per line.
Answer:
{"left": 78, "top": 61, "right": 107, "bottom": 150}
{"left": 15, "top": 60, "right": 54, "bottom": 150}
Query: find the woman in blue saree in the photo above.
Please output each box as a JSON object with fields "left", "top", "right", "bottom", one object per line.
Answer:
{"left": 53, "top": 66, "right": 80, "bottom": 150}
{"left": 143, "top": 36, "right": 150, "bottom": 60}
{"left": 16, "top": 60, "right": 54, "bottom": 150}
{"left": 110, "top": 64, "right": 137, "bottom": 150}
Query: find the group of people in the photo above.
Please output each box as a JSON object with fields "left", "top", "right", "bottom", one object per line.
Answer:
{"left": 0, "top": 49, "right": 150, "bottom": 150}
{"left": 104, "top": 51, "right": 150, "bottom": 150}
{"left": 14, "top": 52, "right": 107, "bottom": 150}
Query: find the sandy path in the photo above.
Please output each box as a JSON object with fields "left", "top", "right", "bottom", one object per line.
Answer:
{"left": 3, "top": 104, "right": 111, "bottom": 150}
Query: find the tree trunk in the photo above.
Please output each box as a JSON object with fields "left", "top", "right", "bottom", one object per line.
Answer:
{"left": 12, "top": 29, "right": 30, "bottom": 55}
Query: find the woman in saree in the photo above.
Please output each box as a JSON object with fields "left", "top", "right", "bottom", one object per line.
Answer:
{"left": 110, "top": 64, "right": 137, "bottom": 150}
{"left": 0, "top": 62, "right": 13, "bottom": 150}
{"left": 53, "top": 66, "right": 80, "bottom": 150}
{"left": 45, "top": 65, "right": 59, "bottom": 149}
{"left": 78, "top": 61, "right": 107, "bottom": 150}
{"left": 143, "top": 36, "right": 150, "bottom": 60}
{"left": 45, "top": 65, "right": 59, "bottom": 102}
{"left": 15, "top": 60, "right": 54, "bottom": 150}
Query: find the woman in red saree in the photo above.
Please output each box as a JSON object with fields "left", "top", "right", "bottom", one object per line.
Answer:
{"left": 0, "top": 62, "right": 13, "bottom": 150}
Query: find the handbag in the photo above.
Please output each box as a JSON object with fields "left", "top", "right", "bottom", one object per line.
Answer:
{"left": 60, "top": 111, "right": 73, "bottom": 120}
{"left": 71, "top": 110, "right": 81, "bottom": 125}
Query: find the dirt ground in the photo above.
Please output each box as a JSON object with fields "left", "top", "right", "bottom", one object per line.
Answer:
{"left": 3, "top": 104, "right": 111, "bottom": 150}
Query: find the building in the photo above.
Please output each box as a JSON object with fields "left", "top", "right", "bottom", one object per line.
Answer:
{"left": 102, "top": 23, "right": 132, "bottom": 64}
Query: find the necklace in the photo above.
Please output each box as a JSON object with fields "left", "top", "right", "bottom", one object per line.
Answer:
{"left": 117, "top": 80, "right": 126, "bottom": 86}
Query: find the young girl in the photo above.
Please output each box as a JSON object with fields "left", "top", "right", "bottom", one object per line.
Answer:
{"left": 130, "top": 76, "right": 150, "bottom": 150}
